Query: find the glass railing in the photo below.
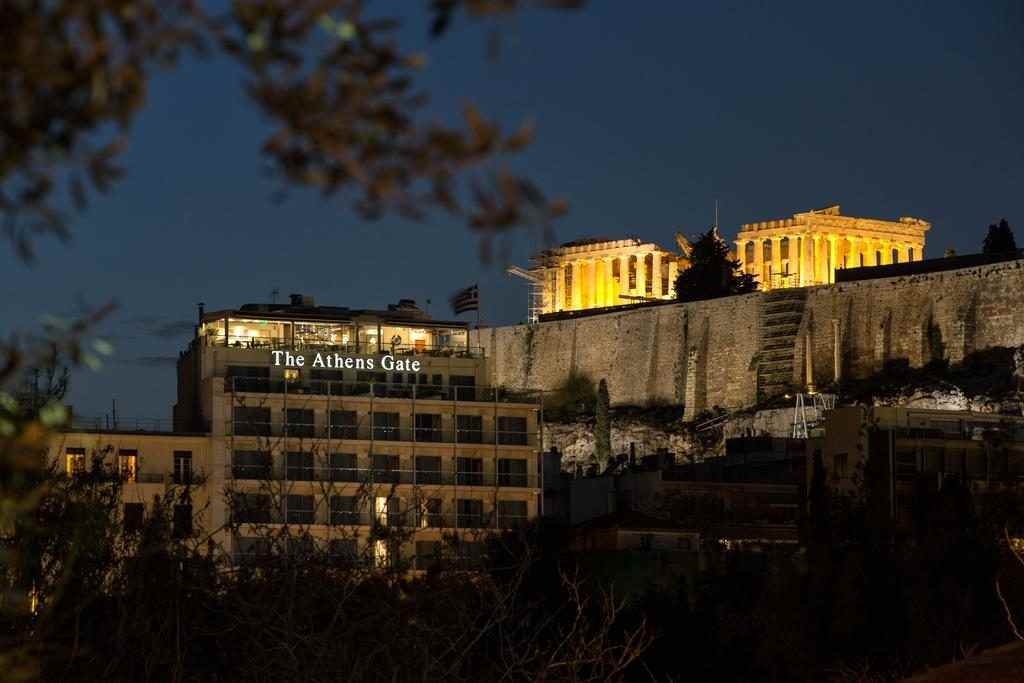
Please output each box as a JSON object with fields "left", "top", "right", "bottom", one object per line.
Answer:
{"left": 229, "top": 506, "right": 522, "bottom": 529}
{"left": 226, "top": 421, "right": 538, "bottom": 447}
{"left": 224, "top": 464, "right": 537, "bottom": 488}
{"left": 208, "top": 334, "right": 482, "bottom": 358}
{"left": 223, "top": 377, "right": 539, "bottom": 405}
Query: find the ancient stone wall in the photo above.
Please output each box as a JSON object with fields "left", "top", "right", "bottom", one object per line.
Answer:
{"left": 474, "top": 259, "right": 1024, "bottom": 418}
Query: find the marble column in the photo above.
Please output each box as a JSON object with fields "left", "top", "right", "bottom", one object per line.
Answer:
{"left": 811, "top": 235, "right": 821, "bottom": 285}
{"left": 587, "top": 259, "right": 597, "bottom": 308}
{"left": 735, "top": 240, "right": 745, "bottom": 274}
{"left": 828, "top": 234, "right": 838, "bottom": 284}
{"left": 571, "top": 260, "right": 582, "bottom": 309}
{"left": 752, "top": 239, "right": 764, "bottom": 288}
{"left": 668, "top": 260, "right": 678, "bottom": 297}
{"left": 770, "top": 236, "right": 782, "bottom": 289}
{"left": 618, "top": 255, "right": 629, "bottom": 301}
{"left": 652, "top": 252, "right": 662, "bottom": 298}
{"left": 554, "top": 265, "right": 565, "bottom": 312}
{"left": 636, "top": 253, "right": 647, "bottom": 298}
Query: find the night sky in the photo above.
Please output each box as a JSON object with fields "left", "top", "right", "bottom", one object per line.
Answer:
{"left": 4, "top": 1, "right": 1022, "bottom": 421}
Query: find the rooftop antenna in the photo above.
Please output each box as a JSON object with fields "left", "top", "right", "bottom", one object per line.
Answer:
{"left": 270, "top": 287, "right": 280, "bottom": 304}
{"left": 714, "top": 199, "right": 719, "bottom": 230}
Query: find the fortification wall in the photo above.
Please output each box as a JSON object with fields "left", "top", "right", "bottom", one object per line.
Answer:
{"left": 475, "top": 259, "right": 1024, "bottom": 418}
{"left": 475, "top": 293, "right": 762, "bottom": 413}
{"left": 799, "top": 258, "right": 1024, "bottom": 386}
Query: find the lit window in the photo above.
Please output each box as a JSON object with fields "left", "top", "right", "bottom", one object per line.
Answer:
{"left": 283, "top": 368, "right": 299, "bottom": 381}
{"left": 119, "top": 450, "right": 138, "bottom": 482}
{"left": 66, "top": 448, "right": 86, "bottom": 476}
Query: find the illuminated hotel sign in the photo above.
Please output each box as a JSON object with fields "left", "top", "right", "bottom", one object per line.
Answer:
{"left": 271, "top": 350, "right": 421, "bottom": 372}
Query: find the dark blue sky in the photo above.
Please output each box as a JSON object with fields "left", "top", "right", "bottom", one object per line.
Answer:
{"left": 4, "top": 1, "right": 1022, "bottom": 420}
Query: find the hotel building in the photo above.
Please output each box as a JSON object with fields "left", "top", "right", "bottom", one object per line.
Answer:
{"left": 734, "top": 205, "right": 930, "bottom": 290}
{"left": 51, "top": 295, "right": 543, "bottom": 569}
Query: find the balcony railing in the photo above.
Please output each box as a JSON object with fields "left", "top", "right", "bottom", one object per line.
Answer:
{"left": 230, "top": 507, "right": 524, "bottom": 529}
{"left": 209, "top": 334, "right": 483, "bottom": 359}
{"left": 226, "top": 422, "right": 536, "bottom": 447}
{"left": 224, "top": 378, "right": 539, "bottom": 405}
{"left": 225, "top": 464, "right": 537, "bottom": 488}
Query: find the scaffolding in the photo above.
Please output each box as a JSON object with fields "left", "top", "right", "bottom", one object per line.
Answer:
{"left": 791, "top": 392, "right": 837, "bottom": 439}
{"left": 506, "top": 266, "right": 545, "bottom": 324}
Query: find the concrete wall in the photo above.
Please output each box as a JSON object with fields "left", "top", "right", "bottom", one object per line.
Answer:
{"left": 475, "top": 259, "right": 1024, "bottom": 418}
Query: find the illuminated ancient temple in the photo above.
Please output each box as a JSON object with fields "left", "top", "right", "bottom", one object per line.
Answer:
{"left": 517, "top": 238, "right": 680, "bottom": 318}
{"left": 734, "top": 205, "right": 930, "bottom": 290}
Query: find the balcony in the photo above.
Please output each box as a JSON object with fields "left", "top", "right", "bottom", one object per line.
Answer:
{"left": 225, "top": 464, "right": 537, "bottom": 488}
{"left": 229, "top": 506, "right": 523, "bottom": 530}
{"left": 226, "top": 422, "right": 537, "bottom": 448}
{"left": 224, "top": 377, "right": 539, "bottom": 405}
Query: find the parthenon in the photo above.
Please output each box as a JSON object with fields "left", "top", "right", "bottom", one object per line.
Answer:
{"left": 734, "top": 205, "right": 930, "bottom": 290}
{"left": 529, "top": 238, "right": 679, "bottom": 315}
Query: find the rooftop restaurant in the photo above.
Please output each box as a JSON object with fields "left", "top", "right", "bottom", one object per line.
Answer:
{"left": 196, "top": 294, "right": 474, "bottom": 357}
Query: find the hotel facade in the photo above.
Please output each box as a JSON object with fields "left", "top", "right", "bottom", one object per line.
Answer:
{"left": 51, "top": 296, "right": 543, "bottom": 569}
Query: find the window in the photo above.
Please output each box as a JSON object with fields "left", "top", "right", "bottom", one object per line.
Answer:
{"left": 639, "top": 534, "right": 653, "bottom": 551}
{"left": 233, "top": 493, "right": 272, "bottom": 523}
{"left": 450, "top": 375, "right": 476, "bottom": 401}
{"left": 118, "top": 450, "right": 138, "bottom": 482}
{"left": 233, "top": 406, "right": 271, "bottom": 436}
{"left": 329, "top": 452, "right": 358, "bottom": 482}
{"left": 375, "top": 496, "right": 403, "bottom": 527}
{"left": 415, "top": 413, "right": 442, "bottom": 442}
{"left": 372, "top": 453, "right": 400, "bottom": 483}
{"left": 286, "top": 451, "right": 314, "bottom": 481}
{"left": 226, "top": 365, "right": 269, "bottom": 392}
{"left": 628, "top": 255, "right": 637, "bottom": 289}
{"left": 497, "top": 458, "right": 528, "bottom": 487}
{"left": 330, "top": 410, "right": 358, "bottom": 439}
{"left": 329, "top": 538, "right": 358, "bottom": 564}
{"left": 418, "top": 498, "right": 443, "bottom": 528}
{"left": 456, "top": 457, "right": 484, "bottom": 486}
{"left": 372, "top": 412, "right": 400, "bottom": 441}
{"left": 330, "top": 495, "right": 361, "bottom": 525}
{"left": 286, "top": 534, "right": 315, "bottom": 559}
{"left": 285, "top": 408, "right": 315, "bottom": 437}
{"left": 286, "top": 494, "right": 314, "bottom": 524}
{"left": 173, "top": 504, "right": 193, "bottom": 538}
{"left": 497, "top": 416, "right": 528, "bottom": 445}
{"left": 415, "top": 455, "right": 442, "bottom": 484}
{"left": 66, "top": 447, "right": 86, "bottom": 476}
{"left": 283, "top": 368, "right": 300, "bottom": 382}
{"left": 123, "top": 503, "right": 144, "bottom": 532}
{"left": 173, "top": 451, "right": 192, "bottom": 484}
{"left": 232, "top": 450, "right": 271, "bottom": 480}
{"left": 235, "top": 537, "right": 271, "bottom": 562}
{"left": 415, "top": 540, "right": 443, "bottom": 570}
{"left": 456, "top": 415, "right": 483, "bottom": 443}
{"left": 454, "top": 540, "right": 485, "bottom": 568}
{"left": 497, "top": 500, "right": 527, "bottom": 527}
{"left": 456, "top": 499, "right": 485, "bottom": 528}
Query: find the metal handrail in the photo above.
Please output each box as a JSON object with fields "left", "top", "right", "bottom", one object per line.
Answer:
{"left": 224, "top": 464, "right": 537, "bottom": 488}
{"left": 224, "top": 377, "right": 540, "bottom": 405}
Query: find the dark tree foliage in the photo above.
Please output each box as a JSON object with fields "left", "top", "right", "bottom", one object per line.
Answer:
{"left": 674, "top": 227, "right": 757, "bottom": 302}
{"left": 0, "top": 0, "right": 582, "bottom": 262}
{"left": 982, "top": 218, "right": 1018, "bottom": 254}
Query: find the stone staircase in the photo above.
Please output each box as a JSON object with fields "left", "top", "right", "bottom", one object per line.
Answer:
{"left": 756, "top": 288, "right": 809, "bottom": 401}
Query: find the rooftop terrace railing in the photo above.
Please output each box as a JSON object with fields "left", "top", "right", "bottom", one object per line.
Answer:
{"left": 226, "top": 421, "right": 537, "bottom": 447}
{"left": 206, "top": 335, "right": 484, "bottom": 359}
